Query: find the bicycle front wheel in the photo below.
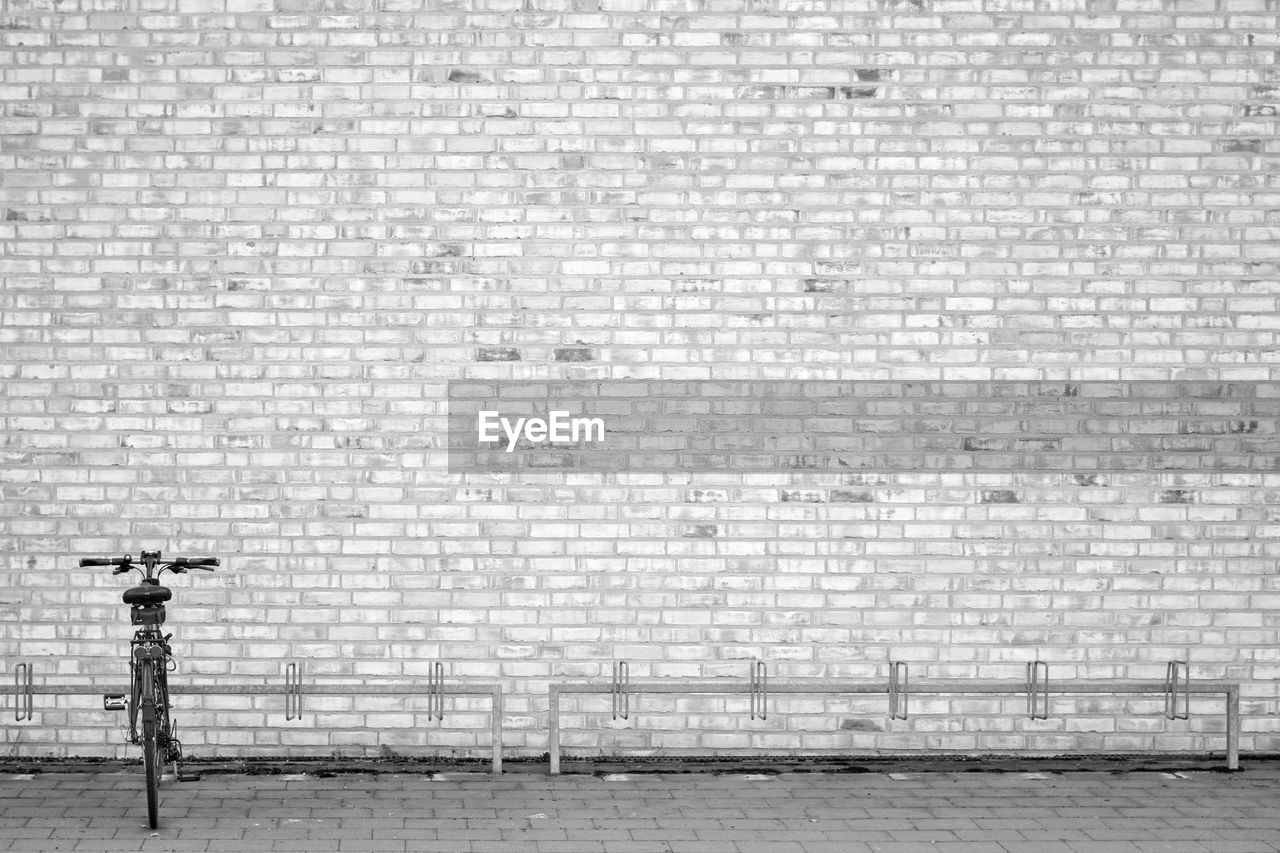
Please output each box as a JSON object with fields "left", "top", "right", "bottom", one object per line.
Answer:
{"left": 139, "top": 661, "right": 160, "bottom": 829}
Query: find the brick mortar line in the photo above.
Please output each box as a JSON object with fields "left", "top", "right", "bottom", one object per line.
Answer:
{"left": 6, "top": 119, "right": 1277, "bottom": 125}
{"left": 4, "top": 23, "right": 1273, "bottom": 31}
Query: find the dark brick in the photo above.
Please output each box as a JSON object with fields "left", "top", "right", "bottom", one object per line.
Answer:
{"left": 1179, "top": 419, "right": 1258, "bottom": 435}
{"left": 1073, "top": 473, "right": 1100, "bottom": 486}
{"left": 831, "top": 489, "right": 874, "bottom": 502}
{"left": 447, "top": 68, "right": 488, "bottom": 83}
{"left": 683, "top": 524, "right": 719, "bottom": 537}
{"left": 1159, "top": 489, "right": 1195, "bottom": 503}
{"left": 980, "top": 489, "right": 1019, "bottom": 504}
{"left": 781, "top": 489, "right": 825, "bottom": 502}
{"left": 802, "top": 278, "right": 843, "bottom": 293}
{"left": 477, "top": 347, "right": 520, "bottom": 362}
{"left": 840, "top": 718, "right": 884, "bottom": 731}
{"left": 6, "top": 208, "right": 49, "bottom": 221}
{"left": 837, "top": 86, "right": 878, "bottom": 99}
{"left": 1219, "top": 138, "right": 1262, "bottom": 153}
{"left": 791, "top": 86, "right": 836, "bottom": 98}
{"left": 963, "top": 437, "right": 1005, "bottom": 451}
{"left": 855, "top": 69, "right": 883, "bottom": 82}
{"left": 554, "top": 347, "right": 594, "bottom": 362}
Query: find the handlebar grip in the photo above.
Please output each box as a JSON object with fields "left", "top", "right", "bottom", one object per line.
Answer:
{"left": 80, "top": 557, "right": 125, "bottom": 567}
{"left": 170, "top": 557, "right": 219, "bottom": 568}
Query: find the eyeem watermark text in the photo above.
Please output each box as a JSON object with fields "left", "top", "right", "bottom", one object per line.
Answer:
{"left": 477, "top": 410, "right": 606, "bottom": 453}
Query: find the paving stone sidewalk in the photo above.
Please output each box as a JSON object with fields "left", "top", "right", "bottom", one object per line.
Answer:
{"left": 1, "top": 766, "right": 1278, "bottom": 853}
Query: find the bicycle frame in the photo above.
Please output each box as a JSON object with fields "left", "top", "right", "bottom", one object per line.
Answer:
{"left": 81, "top": 548, "right": 219, "bottom": 828}
{"left": 129, "top": 614, "right": 172, "bottom": 756}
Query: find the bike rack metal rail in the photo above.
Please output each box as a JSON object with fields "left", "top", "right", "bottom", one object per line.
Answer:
{"left": 547, "top": 661, "right": 1242, "bottom": 774}
{"left": 4, "top": 661, "right": 504, "bottom": 775}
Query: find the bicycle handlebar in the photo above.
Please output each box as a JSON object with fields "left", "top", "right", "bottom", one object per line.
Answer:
{"left": 169, "top": 557, "right": 219, "bottom": 570}
{"left": 80, "top": 557, "right": 129, "bottom": 567}
{"left": 79, "top": 555, "right": 219, "bottom": 573}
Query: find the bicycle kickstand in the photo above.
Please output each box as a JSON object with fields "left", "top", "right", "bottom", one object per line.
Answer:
{"left": 171, "top": 728, "right": 201, "bottom": 782}
{"left": 176, "top": 759, "right": 202, "bottom": 783}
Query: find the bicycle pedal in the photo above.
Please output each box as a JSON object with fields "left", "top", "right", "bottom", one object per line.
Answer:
{"left": 177, "top": 771, "right": 202, "bottom": 782}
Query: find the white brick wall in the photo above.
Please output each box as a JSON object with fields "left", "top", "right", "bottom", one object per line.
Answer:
{"left": 2, "top": 0, "right": 1279, "bottom": 759}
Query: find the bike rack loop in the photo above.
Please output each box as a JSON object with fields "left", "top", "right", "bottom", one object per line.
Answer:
{"left": 427, "top": 660, "right": 445, "bottom": 723}
{"left": 888, "top": 661, "right": 909, "bottom": 721}
{"left": 1026, "top": 660, "right": 1050, "bottom": 721}
{"left": 611, "top": 661, "right": 629, "bottom": 721}
{"left": 13, "top": 662, "right": 33, "bottom": 722}
{"left": 749, "top": 659, "right": 768, "bottom": 721}
{"left": 284, "top": 662, "right": 304, "bottom": 722}
{"left": 1165, "top": 660, "right": 1190, "bottom": 721}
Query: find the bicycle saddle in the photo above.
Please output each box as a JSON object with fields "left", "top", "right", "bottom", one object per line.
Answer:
{"left": 122, "top": 585, "right": 172, "bottom": 606}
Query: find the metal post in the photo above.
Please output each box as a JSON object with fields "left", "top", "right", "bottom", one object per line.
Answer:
{"left": 888, "top": 662, "right": 908, "bottom": 720}
{"left": 1026, "top": 661, "right": 1049, "bottom": 720}
{"left": 749, "top": 659, "right": 767, "bottom": 721}
{"left": 284, "top": 662, "right": 303, "bottom": 721}
{"left": 1164, "top": 661, "right": 1189, "bottom": 721}
{"left": 548, "top": 682, "right": 561, "bottom": 775}
{"left": 427, "top": 661, "right": 445, "bottom": 722}
{"left": 1226, "top": 684, "right": 1239, "bottom": 771}
{"left": 14, "top": 662, "right": 33, "bottom": 722}
{"left": 611, "top": 661, "right": 629, "bottom": 721}
{"left": 489, "top": 684, "right": 503, "bottom": 776}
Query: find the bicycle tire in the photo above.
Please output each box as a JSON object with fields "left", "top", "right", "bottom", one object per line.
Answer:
{"left": 140, "top": 661, "right": 160, "bottom": 829}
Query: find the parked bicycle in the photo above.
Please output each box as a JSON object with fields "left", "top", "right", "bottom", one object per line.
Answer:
{"left": 80, "top": 550, "right": 218, "bottom": 829}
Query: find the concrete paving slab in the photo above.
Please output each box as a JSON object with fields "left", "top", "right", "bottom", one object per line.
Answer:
{"left": 0, "top": 767, "right": 1277, "bottom": 853}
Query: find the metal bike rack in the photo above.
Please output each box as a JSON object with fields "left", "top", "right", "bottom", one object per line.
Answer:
{"left": 888, "top": 662, "right": 908, "bottom": 721}
{"left": 13, "top": 662, "right": 33, "bottom": 722}
{"left": 284, "top": 662, "right": 304, "bottom": 722}
{"left": 3, "top": 661, "right": 504, "bottom": 775}
{"left": 1165, "top": 660, "right": 1190, "bottom": 721}
{"left": 749, "top": 659, "right": 768, "bottom": 721}
{"left": 546, "top": 664, "right": 1243, "bottom": 774}
{"left": 426, "top": 661, "right": 445, "bottom": 723}
{"left": 611, "top": 661, "right": 629, "bottom": 721}
{"left": 1026, "top": 660, "right": 1050, "bottom": 721}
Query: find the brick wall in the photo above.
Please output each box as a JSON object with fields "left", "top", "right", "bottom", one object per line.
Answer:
{"left": 2, "top": 0, "right": 1279, "bottom": 760}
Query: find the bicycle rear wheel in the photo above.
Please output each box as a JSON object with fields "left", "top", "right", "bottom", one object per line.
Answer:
{"left": 140, "top": 661, "right": 160, "bottom": 829}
